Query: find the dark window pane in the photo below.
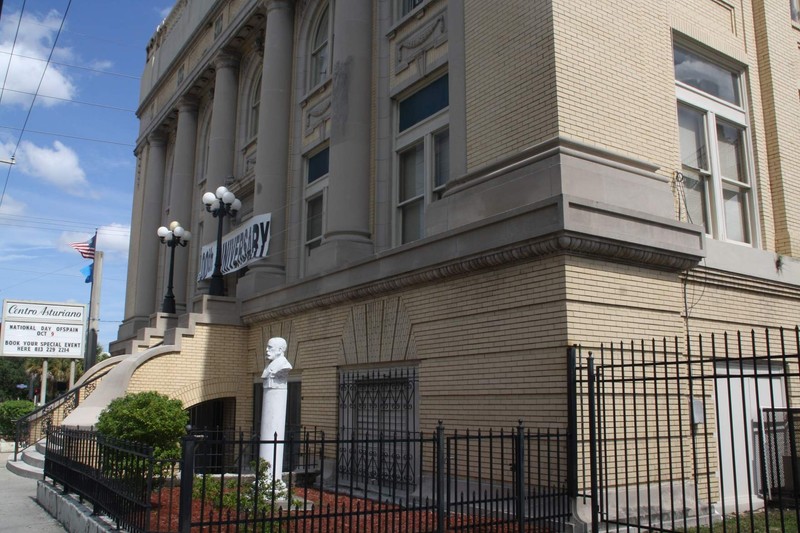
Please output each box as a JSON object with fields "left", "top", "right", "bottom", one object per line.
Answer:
{"left": 399, "top": 143, "right": 424, "bottom": 202}
{"left": 308, "top": 147, "right": 329, "bottom": 184}
{"left": 674, "top": 46, "right": 740, "bottom": 105}
{"left": 434, "top": 129, "right": 449, "bottom": 190}
{"left": 306, "top": 196, "right": 323, "bottom": 246}
{"left": 399, "top": 75, "right": 449, "bottom": 132}
{"left": 401, "top": 199, "right": 424, "bottom": 243}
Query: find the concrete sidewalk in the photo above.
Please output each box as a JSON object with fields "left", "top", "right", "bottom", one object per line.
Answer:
{"left": 0, "top": 452, "right": 66, "bottom": 532}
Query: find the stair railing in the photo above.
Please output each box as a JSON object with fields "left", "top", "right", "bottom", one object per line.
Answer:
{"left": 13, "top": 368, "right": 110, "bottom": 461}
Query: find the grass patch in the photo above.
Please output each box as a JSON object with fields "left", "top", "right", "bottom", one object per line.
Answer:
{"left": 688, "top": 507, "right": 799, "bottom": 533}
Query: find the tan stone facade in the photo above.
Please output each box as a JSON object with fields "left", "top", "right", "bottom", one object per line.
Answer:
{"left": 90, "top": 0, "right": 800, "bottom": 520}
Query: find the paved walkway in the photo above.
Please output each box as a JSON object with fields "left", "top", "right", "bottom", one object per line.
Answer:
{"left": 0, "top": 453, "right": 66, "bottom": 532}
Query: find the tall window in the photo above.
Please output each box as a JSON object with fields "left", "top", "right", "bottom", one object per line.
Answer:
{"left": 309, "top": 4, "right": 331, "bottom": 89}
{"left": 305, "top": 146, "right": 329, "bottom": 252}
{"left": 247, "top": 76, "right": 261, "bottom": 141}
{"left": 792, "top": 0, "right": 800, "bottom": 23}
{"left": 674, "top": 44, "right": 756, "bottom": 245}
{"left": 396, "top": 74, "right": 449, "bottom": 244}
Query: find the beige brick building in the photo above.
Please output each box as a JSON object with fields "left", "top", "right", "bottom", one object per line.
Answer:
{"left": 64, "top": 0, "right": 800, "bottom": 525}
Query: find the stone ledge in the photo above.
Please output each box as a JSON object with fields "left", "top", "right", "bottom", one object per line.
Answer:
{"left": 37, "top": 480, "right": 117, "bottom": 533}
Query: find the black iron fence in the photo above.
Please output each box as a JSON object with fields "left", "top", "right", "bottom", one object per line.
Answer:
{"left": 44, "top": 426, "right": 181, "bottom": 533}
{"left": 14, "top": 368, "right": 109, "bottom": 460}
{"left": 572, "top": 327, "right": 800, "bottom": 533}
{"left": 43, "top": 423, "right": 571, "bottom": 532}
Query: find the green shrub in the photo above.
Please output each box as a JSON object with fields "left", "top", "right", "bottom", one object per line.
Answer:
{"left": 96, "top": 391, "right": 188, "bottom": 458}
{"left": 0, "top": 400, "right": 36, "bottom": 438}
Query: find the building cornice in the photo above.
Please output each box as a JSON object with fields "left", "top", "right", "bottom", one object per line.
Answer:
{"left": 241, "top": 230, "right": 701, "bottom": 324}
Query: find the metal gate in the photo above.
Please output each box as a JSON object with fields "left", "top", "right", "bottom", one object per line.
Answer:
{"left": 574, "top": 328, "right": 800, "bottom": 532}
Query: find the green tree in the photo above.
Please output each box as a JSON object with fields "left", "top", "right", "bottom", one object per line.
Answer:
{"left": 0, "top": 400, "right": 35, "bottom": 438}
{"left": 0, "top": 358, "right": 28, "bottom": 401}
{"left": 96, "top": 391, "right": 189, "bottom": 458}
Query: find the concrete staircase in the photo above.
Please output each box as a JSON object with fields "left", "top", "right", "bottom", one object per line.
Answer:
{"left": 5, "top": 440, "right": 45, "bottom": 480}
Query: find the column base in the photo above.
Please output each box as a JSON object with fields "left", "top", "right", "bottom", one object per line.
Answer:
{"left": 236, "top": 264, "right": 287, "bottom": 299}
{"left": 306, "top": 236, "right": 374, "bottom": 276}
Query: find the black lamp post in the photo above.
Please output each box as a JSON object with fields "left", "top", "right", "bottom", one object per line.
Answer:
{"left": 202, "top": 185, "right": 241, "bottom": 296}
{"left": 157, "top": 221, "right": 191, "bottom": 313}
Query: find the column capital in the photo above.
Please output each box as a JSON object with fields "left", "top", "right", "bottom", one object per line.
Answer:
{"left": 177, "top": 95, "right": 199, "bottom": 113}
{"left": 213, "top": 48, "right": 240, "bottom": 70}
{"left": 147, "top": 131, "right": 167, "bottom": 147}
{"left": 262, "top": 0, "right": 293, "bottom": 13}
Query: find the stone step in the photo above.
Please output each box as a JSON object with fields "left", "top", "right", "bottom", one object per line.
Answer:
{"left": 22, "top": 448, "right": 45, "bottom": 469}
{"left": 36, "top": 440, "right": 47, "bottom": 455}
{"left": 5, "top": 457, "right": 43, "bottom": 480}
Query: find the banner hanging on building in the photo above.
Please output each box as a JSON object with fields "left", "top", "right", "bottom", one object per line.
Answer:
{"left": 1, "top": 300, "right": 87, "bottom": 358}
{"left": 197, "top": 213, "right": 271, "bottom": 281}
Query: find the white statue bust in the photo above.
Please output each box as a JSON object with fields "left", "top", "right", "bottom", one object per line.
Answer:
{"left": 262, "top": 337, "right": 292, "bottom": 389}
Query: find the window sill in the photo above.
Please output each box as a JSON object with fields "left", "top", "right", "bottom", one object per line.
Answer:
{"left": 300, "top": 78, "right": 332, "bottom": 108}
{"left": 387, "top": 1, "right": 431, "bottom": 38}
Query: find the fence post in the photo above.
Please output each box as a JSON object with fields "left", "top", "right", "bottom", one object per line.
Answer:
{"left": 587, "top": 357, "right": 599, "bottom": 533}
{"left": 178, "top": 435, "right": 197, "bottom": 533}
{"left": 436, "top": 421, "right": 445, "bottom": 533}
{"left": 567, "top": 346, "right": 578, "bottom": 498}
{"left": 515, "top": 420, "right": 526, "bottom": 533}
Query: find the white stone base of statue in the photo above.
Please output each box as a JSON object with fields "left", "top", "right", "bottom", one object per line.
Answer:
{"left": 259, "top": 337, "right": 292, "bottom": 479}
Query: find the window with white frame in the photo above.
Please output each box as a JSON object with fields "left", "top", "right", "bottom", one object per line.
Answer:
{"left": 396, "top": 74, "right": 449, "bottom": 244}
{"left": 308, "top": 3, "right": 331, "bottom": 89}
{"left": 247, "top": 75, "right": 261, "bottom": 141}
{"left": 305, "top": 146, "right": 329, "bottom": 252}
{"left": 674, "top": 44, "right": 756, "bottom": 245}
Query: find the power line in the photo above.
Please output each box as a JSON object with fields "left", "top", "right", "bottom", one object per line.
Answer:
{"left": 0, "top": 0, "right": 73, "bottom": 210}
{"left": 0, "top": 125, "right": 135, "bottom": 147}
{"left": 0, "top": 50, "right": 141, "bottom": 80}
{"left": 0, "top": 87, "right": 136, "bottom": 112}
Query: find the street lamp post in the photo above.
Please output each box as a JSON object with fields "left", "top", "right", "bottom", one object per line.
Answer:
{"left": 202, "top": 185, "right": 241, "bottom": 296}
{"left": 157, "top": 221, "right": 191, "bottom": 314}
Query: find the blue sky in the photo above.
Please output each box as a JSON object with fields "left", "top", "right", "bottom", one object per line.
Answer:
{"left": 0, "top": 1, "right": 173, "bottom": 352}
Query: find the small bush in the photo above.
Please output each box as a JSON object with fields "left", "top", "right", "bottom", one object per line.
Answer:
{"left": 96, "top": 391, "right": 188, "bottom": 458}
{"left": 0, "top": 400, "right": 35, "bottom": 438}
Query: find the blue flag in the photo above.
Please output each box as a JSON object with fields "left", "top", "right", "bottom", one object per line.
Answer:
{"left": 80, "top": 263, "right": 93, "bottom": 284}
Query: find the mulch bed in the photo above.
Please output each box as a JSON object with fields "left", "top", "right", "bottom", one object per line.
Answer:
{"left": 147, "top": 486, "right": 550, "bottom": 532}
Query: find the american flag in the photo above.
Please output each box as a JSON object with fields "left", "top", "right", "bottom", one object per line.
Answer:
{"left": 69, "top": 234, "right": 96, "bottom": 260}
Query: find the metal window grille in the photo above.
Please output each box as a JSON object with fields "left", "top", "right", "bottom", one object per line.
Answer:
{"left": 338, "top": 367, "right": 419, "bottom": 488}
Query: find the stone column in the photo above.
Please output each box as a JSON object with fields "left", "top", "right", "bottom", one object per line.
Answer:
{"left": 119, "top": 136, "right": 166, "bottom": 339}
{"left": 207, "top": 50, "right": 240, "bottom": 183}
{"left": 315, "top": 0, "right": 374, "bottom": 268}
{"left": 238, "top": 0, "right": 294, "bottom": 297}
{"left": 134, "top": 132, "right": 167, "bottom": 320}
{"left": 167, "top": 97, "right": 198, "bottom": 312}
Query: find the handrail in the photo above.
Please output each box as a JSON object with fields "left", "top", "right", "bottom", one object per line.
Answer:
{"left": 13, "top": 368, "right": 111, "bottom": 461}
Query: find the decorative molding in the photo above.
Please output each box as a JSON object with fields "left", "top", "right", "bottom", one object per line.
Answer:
{"left": 242, "top": 233, "right": 700, "bottom": 324}
{"left": 396, "top": 8, "right": 447, "bottom": 74}
{"left": 339, "top": 297, "right": 415, "bottom": 365}
{"left": 305, "top": 95, "right": 331, "bottom": 135}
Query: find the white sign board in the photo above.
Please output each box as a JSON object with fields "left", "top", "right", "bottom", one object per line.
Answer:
{"left": 197, "top": 213, "right": 271, "bottom": 281}
{"left": 1, "top": 300, "right": 86, "bottom": 358}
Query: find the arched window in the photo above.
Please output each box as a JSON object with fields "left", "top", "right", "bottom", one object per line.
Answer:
{"left": 309, "top": 3, "right": 331, "bottom": 89}
{"left": 247, "top": 75, "right": 261, "bottom": 141}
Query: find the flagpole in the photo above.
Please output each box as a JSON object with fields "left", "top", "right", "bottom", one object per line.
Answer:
{"left": 85, "top": 250, "right": 103, "bottom": 370}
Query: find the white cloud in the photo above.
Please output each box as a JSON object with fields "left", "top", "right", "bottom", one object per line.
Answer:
{"left": 16, "top": 140, "right": 90, "bottom": 195}
{"left": 0, "top": 194, "right": 26, "bottom": 215}
{"left": 0, "top": 10, "right": 77, "bottom": 107}
{"left": 59, "top": 223, "right": 130, "bottom": 261}
{"left": 97, "top": 223, "right": 130, "bottom": 258}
